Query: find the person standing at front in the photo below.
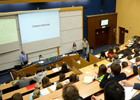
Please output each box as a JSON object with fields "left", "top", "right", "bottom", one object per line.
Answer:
{"left": 82, "top": 38, "right": 89, "bottom": 57}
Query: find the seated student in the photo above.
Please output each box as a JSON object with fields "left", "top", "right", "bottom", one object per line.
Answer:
{"left": 127, "top": 55, "right": 132, "bottom": 60}
{"left": 40, "top": 77, "right": 52, "bottom": 89}
{"left": 29, "top": 89, "right": 43, "bottom": 100}
{"left": 56, "top": 73, "right": 65, "bottom": 84}
{"left": 32, "top": 68, "right": 46, "bottom": 83}
{"left": 114, "top": 46, "right": 122, "bottom": 54}
{"left": 62, "top": 84, "right": 83, "bottom": 100}
{"left": 5, "top": 79, "right": 10, "bottom": 84}
{"left": 113, "top": 54, "right": 121, "bottom": 64}
{"left": 134, "top": 48, "right": 140, "bottom": 57}
{"left": 137, "top": 39, "right": 140, "bottom": 49}
{"left": 99, "top": 51, "right": 107, "bottom": 59}
{"left": 107, "top": 47, "right": 114, "bottom": 58}
{"left": 132, "top": 57, "right": 140, "bottom": 75}
{"left": 56, "top": 83, "right": 63, "bottom": 90}
{"left": 120, "top": 80, "right": 140, "bottom": 100}
{"left": 59, "top": 63, "right": 69, "bottom": 73}
{"left": 91, "top": 81, "right": 124, "bottom": 100}
{"left": 46, "top": 64, "right": 55, "bottom": 70}
{"left": 69, "top": 73, "right": 77, "bottom": 83}
{"left": 97, "top": 64, "right": 107, "bottom": 78}
{"left": 13, "top": 72, "right": 32, "bottom": 88}
{"left": 130, "top": 35, "right": 138, "bottom": 49}
{"left": 100, "top": 62, "right": 127, "bottom": 88}
{"left": 122, "top": 47, "right": 133, "bottom": 58}
{"left": 72, "top": 42, "right": 77, "bottom": 53}
{"left": 122, "top": 61, "right": 128, "bottom": 68}
{"left": 26, "top": 73, "right": 31, "bottom": 77}
{"left": 11, "top": 93, "right": 23, "bottom": 100}
{"left": 109, "top": 55, "right": 113, "bottom": 62}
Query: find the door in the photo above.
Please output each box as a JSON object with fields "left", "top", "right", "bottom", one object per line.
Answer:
{"left": 119, "top": 27, "right": 125, "bottom": 44}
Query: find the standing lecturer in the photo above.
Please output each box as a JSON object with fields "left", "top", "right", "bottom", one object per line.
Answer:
{"left": 82, "top": 38, "right": 89, "bottom": 57}
{"left": 20, "top": 51, "right": 27, "bottom": 66}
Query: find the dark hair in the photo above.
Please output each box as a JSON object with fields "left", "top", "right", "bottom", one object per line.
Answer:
{"left": 98, "top": 64, "right": 107, "bottom": 78}
{"left": 113, "top": 54, "right": 118, "bottom": 60}
{"left": 60, "top": 63, "right": 69, "bottom": 73}
{"left": 36, "top": 68, "right": 42, "bottom": 74}
{"left": 26, "top": 73, "right": 31, "bottom": 77}
{"left": 40, "top": 67, "right": 45, "bottom": 72}
{"left": 114, "top": 46, "right": 120, "bottom": 52}
{"left": 122, "top": 62, "right": 128, "bottom": 68}
{"left": 127, "top": 55, "right": 132, "bottom": 60}
{"left": 51, "top": 64, "right": 55, "bottom": 69}
{"left": 5, "top": 79, "right": 10, "bottom": 84}
{"left": 108, "top": 47, "right": 114, "bottom": 54}
{"left": 104, "top": 81, "right": 124, "bottom": 100}
{"left": 59, "top": 73, "right": 65, "bottom": 82}
{"left": 110, "top": 62, "right": 121, "bottom": 76}
{"left": 62, "top": 84, "right": 80, "bottom": 100}
{"left": 19, "top": 72, "right": 24, "bottom": 79}
{"left": 100, "top": 51, "right": 106, "bottom": 58}
{"left": 73, "top": 43, "right": 76, "bottom": 47}
{"left": 134, "top": 48, "right": 139, "bottom": 54}
{"left": 42, "top": 77, "right": 52, "bottom": 88}
{"left": 11, "top": 93, "right": 23, "bottom": 100}
{"left": 69, "top": 73, "right": 77, "bottom": 83}
{"left": 56, "top": 83, "right": 63, "bottom": 90}
{"left": 136, "top": 57, "right": 140, "bottom": 62}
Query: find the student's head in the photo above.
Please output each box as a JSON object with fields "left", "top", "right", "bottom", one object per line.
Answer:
{"left": 21, "top": 51, "right": 25, "bottom": 54}
{"left": 127, "top": 55, "right": 132, "bottom": 60}
{"left": 110, "top": 62, "right": 121, "bottom": 76}
{"left": 114, "top": 46, "right": 120, "bottom": 52}
{"left": 26, "top": 73, "right": 31, "bottom": 77}
{"left": 56, "top": 83, "right": 63, "bottom": 90}
{"left": 40, "top": 67, "right": 45, "bottom": 72}
{"left": 134, "top": 48, "right": 139, "bottom": 54}
{"left": 62, "top": 84, "right": 80, "bottom": 100}
{"left": 51, "top": 64, "right": 55, "bottom": 69}
{"left": 36, "top": 68, "right": 42, "bottom": 74}
{"left": 104, "top": 81, "right": 124, "bottom": 100}
{"left": 113, "top": 54, "right": 118, "bottom": 60}
{"left": 18, "top": 72, "right": 24, "bottom": 79}
{"left": 109, "top": 55, "right": 113, "bottom": 61}
{"left": 42, "top": 77, "right": 52, "bottom": 88}
{"left": 84, "top": 38, "right": 86, "bottom": 42}
{"left": 11, "top": 93, "right": 23, "bottom": 100}
{"left": 5, "top": 79, "right": 10, "bottom": 84}
{"left": 59, "top": 73, "right": 65, "bottom": 82}
{"left": 122, "top": 62, "right": 128, "bottom": 68}
{"left": 100, "top": 51, "right": 106, "bottom": 57}
{"left": 136, "top": 57, "right": 140, "bottom": 62}
{"left": 73, "top": 42, "right": 76, "bottom": 47}
{"left": 108, "top": 47, "right": 114, "bottom": 54}
{"left": 69, "top": 73, "right": 77, "bottom": 83}
{"left": 98, "top": 64, "right": 107, "bottom": 78}
{"left": 62, "top": 63, "right": 67, "bottom": 69}
{"left": 32, "top": 89, "right": 40, "bottom": 100}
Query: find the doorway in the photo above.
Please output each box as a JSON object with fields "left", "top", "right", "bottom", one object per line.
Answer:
{"left": 119, "top": 27, "right": 125, "bottom": 44}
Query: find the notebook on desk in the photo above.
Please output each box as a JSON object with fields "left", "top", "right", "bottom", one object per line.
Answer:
{"left": 83, "top": 76, "right": 94, "bottom": 84}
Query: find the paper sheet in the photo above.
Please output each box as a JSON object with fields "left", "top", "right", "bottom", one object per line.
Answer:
{"left": 106, "top": 63, "right": 112, "bottom": 67}
{"left": 63, "top": 79, "right": 69, "bottom": 84}
{"left": 124, "top": 69, "right": 131, "bottom": 73}
{"left": 124, "top": 86, "right": 137, "bottom": 100}
{"left": 77, "top": 61, "right": 80, "bottom": 64}
{"left": 40, "top": 88, "right": 50, "bottom": 95}
{"left": 52, "top": 68, "right": 59, "bottom": 72}
{"left": 59, "top": 67, "right": 62, "bottom": 70}
{"left": 85, "top": 71, "right": 89, "bottom": 74}
{"left": 83, "top": 76, "right": 93, "bottom": 84}
{"left": 129, "top": 59, "right": 135, "bottom": 63}
{"left": 120, "top": 59, "right": 127, "bottom": 62}
{"left": 49, "top": 85, "right": 56, "bottom": 91}
{"left": 95, "top": 55, "right": 100, "bottom": 58}
{"left": 119, "top": 54, "right": 123, "bottom": 58}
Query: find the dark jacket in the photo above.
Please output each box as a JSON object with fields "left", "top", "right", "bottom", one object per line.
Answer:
{"left": 134, "top": 53, "right": 140, "bottom": 58}
{"left": 100, "top": 73, "right": 127, "bottom": 88}
{"left": 131, "top": 83, "right": 140, "bottom": 100}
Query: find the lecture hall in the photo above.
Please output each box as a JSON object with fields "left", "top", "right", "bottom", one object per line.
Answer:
{"left": 0, "top": 0, "right": 140, "bottom": 100}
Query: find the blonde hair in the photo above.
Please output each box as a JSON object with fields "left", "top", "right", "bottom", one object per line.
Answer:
{"left": 32, "top": 89, "right": 40, "bottom": 99}
{"left": 109, "top": 55, "right": 113, "bottom": 61}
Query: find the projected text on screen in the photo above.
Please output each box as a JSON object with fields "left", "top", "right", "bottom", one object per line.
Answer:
{"left": 0, "top": 19, "right": 18, "bottom": 45}
{"left": 18, "top": 10, "right": 60, "bottom": 44}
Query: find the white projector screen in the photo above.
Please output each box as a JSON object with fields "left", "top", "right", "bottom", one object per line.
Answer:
{"left": 0, "top": 16, "right": 20, "bottom": 54}
{"left": 18, "top": 10, "right": 61, "bottom": 53}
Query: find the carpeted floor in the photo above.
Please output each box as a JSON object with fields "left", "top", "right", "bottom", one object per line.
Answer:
{"left": 0, "top": 44, "right": 121, "bottom": 84}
